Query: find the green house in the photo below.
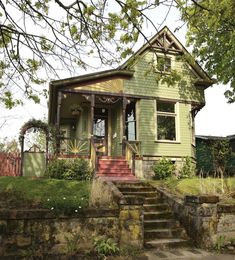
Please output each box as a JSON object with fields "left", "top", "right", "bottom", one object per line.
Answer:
{"left": 48, "top": 26, "right": 214, "bottom": 179}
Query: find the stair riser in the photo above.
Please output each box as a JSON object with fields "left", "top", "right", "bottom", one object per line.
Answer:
{"left": 144, "top": 221, "right": 180, "bottom": 229}
{"left": 98, "top": 165, "right": 130, "bottom": 171}
{"left": 99, "top": 177, "right": 137, "bottom": 181}
{"left": 144, "top": 212, "right": 173, "bottom": 220}
{"left": 144, "top": 204, "right": 168, "bottom": 212}
{"left": 144, "top": 240, "right": 189, "bottom": 250}
{"left": 97, "top": 170, "right": 132, "bottom": 174}
{"left": 99, "top": 160, "right": 127, "bottom": 164}
{"left": 144, "top": 229, "right": 185, "bottom": 239}
{"left": 122, "top": 192, "right": 158, "bottom": 198}
{"left": 144, "top": 198, "right": 163, "bottom": 204}
{"left": 118, "top": 187, "right": 157, "bottom": 193}
{"left": 97, "top": 174, "right": 135, "bottom": 178}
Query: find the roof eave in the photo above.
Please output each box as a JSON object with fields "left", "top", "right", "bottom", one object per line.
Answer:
{"left": 50, "top": 69, "right": 134, "bottom": 88}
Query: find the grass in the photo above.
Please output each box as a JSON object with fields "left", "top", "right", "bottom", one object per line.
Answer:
{"left": 0, "top": 176, "right": 91, "bottom": 213}
{"left": 150, "top": 177, "right": 235, "bottom": 203}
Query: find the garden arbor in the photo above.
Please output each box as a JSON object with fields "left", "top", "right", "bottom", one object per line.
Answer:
{"left": 19, "top": 119, "right": 50, "bottom": 176}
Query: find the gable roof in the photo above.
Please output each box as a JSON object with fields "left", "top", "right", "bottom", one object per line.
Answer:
{"left": 119, "top": 26, "right": 215, "bottom": 86}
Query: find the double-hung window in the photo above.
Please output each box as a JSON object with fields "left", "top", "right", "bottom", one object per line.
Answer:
{"left": 156, "top": 55, "right": 171, "bottom": 73}
{"left": 125, "top": 101, "right": 136, "bottom": 141}
{"left": 157, "top": 101, "right": 177, "bottom": 141}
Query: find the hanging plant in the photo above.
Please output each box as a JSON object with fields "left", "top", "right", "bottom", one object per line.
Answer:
{"left": 70, "top": 104, "right": 83, "bottom": 116}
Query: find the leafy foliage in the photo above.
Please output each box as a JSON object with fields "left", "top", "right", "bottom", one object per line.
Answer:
{"left": 152, "top": 157, "right": 176, "bottom": 180}
{"left": 178, "top": 156, "right": 195, "bottom": 179}
{"left": 45, "top": 158, "right": 93, "bottom": 181}
{"left": 93, "top": 237, "right": 119, "bottom": 258}
{"left": 177, "top": 0, "right": 235, "bottom": 102}
{"left": 0, "top": 0, "right": 165, "bottom": 108}
{"left": 0, "top": 137, "right": 20, "bottom": 153}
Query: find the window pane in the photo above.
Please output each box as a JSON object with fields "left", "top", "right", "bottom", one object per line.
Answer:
{"left": 126, "top": 121, "right": 136, "bottom": 141}
{"left": 157, "top": 102, "right": 175, "bottom": 113}
{"left": 125, "top": 101, "right": 136, "bottom": 141}
{"left": 157, "top": 115, "right": 176, "bottom": 140}
{"left": 93, "top": 119, "right": 105, "bottom": 137}
{"left": 157, "top": 57, "right": 171, "bottom": 72}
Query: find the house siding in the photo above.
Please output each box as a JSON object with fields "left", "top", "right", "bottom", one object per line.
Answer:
{"left": 124, "top": 51, "right": 205, "bottom": 103}
{"left": 138, "top": 100, "right": 192, "bottom": 158}
{"left": 124, "top": 50, "right": 199, "bottom": 159}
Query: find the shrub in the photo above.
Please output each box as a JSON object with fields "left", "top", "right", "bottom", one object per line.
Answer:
{"left": 45, "top": 158, "right": 93, "bottom": 181}
{"left": 152, "top": 157, "right": 175, "bottom": 180}
{"left": 93, "top": 237, "right": 119, "bottom": 258}
{"left": 178, "top": 156, "right": 195, "bottom": 179}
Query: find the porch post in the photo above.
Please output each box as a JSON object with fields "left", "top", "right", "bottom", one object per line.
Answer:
{"left": 56, "top": 91, "right": 62, "bottom": 155}
{"left": 90, "top": 94, "right": 95, "bottom": 139}
{"left": 122, "top": 96, "right": 127, "bottom": 156}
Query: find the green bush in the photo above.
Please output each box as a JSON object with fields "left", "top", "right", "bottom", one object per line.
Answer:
{"left": 45, "top": 158, "right": 93, "bottom": 181}
{"left": 178, "top": 156, "right": 195, "bottom": 179}
{"left": 93, "top": 237, "right": 119, "bottom": 257}
{"left": 152, "top": 157, "right": 175, "bottom": 180}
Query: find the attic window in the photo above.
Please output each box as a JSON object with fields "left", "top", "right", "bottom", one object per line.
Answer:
{"left": 156, "top": 56, "right": 171, "bottom": 72}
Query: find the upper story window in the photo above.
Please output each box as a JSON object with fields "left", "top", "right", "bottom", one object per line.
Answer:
{"left": 155, "top": 55, "right": 171, "bottom": 72}
{"left": 157, "top": 101, "right": 177, "bottom": 141}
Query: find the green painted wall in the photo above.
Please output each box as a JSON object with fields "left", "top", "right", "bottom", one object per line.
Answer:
{"left": 138, "top": 100, "right": 192, "bottom": 157}
{"left": 124, "top": 51, "right": 205, "bottom": 103}
{"left": 23, "top": 152, "right": 46, "bottom": 177}
{"left": 123, "top": 50, "right": 201, "bottom": 159}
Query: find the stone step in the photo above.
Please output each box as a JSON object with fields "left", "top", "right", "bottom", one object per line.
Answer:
{"left": 121, "top": 191, "right": 158, "bottom": 198}
{"left": 144, "top": 211, "right": 173, "bottom": 220}
{"left": 97, "top": 173, "right": 135, "bottom": 177}
{"left": 144, "top": 228, "right": 186, "bottom": 239}
{"left": 144, "top": 219, "right": 180, "bottom": 229}
{"left": 145, "top": 238, "right": 189, "bottom": 249}
{"left": 115, "top": 182, "right": 150, "bottom": 188}
{"left": 144, "top": 203, "right": 169, "bottom": 212}
{"left": 118, "top": 186, "right": 157, "bottom": 193}
{"left": 97, "top": 176, "right": 137, "bottom": 181}
{"left": 144, "top": 197, "right": 164, "bottom": 204}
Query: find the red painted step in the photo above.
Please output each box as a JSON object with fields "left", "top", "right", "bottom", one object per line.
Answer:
{"left": 96, "top": 156, "right": 136, "bottom": 180}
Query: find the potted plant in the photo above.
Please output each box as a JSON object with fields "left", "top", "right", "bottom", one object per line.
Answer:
{"left": 70, "top": 104, "right": 83, "bottom": 116}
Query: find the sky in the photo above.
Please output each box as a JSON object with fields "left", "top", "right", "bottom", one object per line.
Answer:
{"left": 0, "top": 2, "right": 235, "bottom": 141}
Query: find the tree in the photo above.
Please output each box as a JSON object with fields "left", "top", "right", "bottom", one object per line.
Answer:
{"left": 177, "top": 0, "right": 235, "bottom": 102}
{"left": 0, "top": 137, "right": 20, "bottom": 153}
{"left": 0, "top": 0, "right": 169, "bottom": 109}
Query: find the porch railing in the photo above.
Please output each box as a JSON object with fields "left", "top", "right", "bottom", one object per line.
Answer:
{"left": 58, "top": 137, "right": 90, "bottom": 157}
{"left": 124, "top": 140, "right": 141, "bottom": 175}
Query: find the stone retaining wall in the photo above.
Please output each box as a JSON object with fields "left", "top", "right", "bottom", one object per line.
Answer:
{"left": 0, "top": 180, "right": 144, "bottom": 258}
{"left": 156, "top": 187, "right": 235, "bottom": 249}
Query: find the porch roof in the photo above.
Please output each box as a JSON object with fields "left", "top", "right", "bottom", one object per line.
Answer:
{"left": 48, "top": 69, "right": 134, "bottom": 124}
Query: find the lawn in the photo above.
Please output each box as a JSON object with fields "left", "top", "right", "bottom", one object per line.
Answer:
{"left": 0, "top": 176, "right": 91, "bottom": 213}
{"left": 150, "top": 177, "right": 235, "bottom": 203}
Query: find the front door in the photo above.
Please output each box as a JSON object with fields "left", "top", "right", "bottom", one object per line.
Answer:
{"left": 93, "top": 107, "right": 108, "bottom": 156}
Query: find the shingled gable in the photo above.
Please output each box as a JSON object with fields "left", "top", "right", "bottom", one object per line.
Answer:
{"left": 119, "top": 26, "right": 215, "bottom": 87}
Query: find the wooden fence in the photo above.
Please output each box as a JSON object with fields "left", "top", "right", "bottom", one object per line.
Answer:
{"left": 0, "top": 152, "right": 21, "bottom": 176}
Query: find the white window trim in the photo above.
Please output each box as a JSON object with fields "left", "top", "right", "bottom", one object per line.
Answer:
{"left": 156, "top": 101, "right": 180, "bottom": 142}
{"left": 153, "top": 53, "right": 173, "bottom": 74}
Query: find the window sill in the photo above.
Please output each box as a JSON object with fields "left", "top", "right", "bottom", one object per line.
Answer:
{"left": 155, "top": 140, "right": 181, "bottom": 144}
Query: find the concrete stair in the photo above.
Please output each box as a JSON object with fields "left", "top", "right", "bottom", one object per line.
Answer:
{"left": 96, "top": 156, "right": 136, "bottom": 181}
{"left": 115, "top": 181, "right": 189, "bottom": 249}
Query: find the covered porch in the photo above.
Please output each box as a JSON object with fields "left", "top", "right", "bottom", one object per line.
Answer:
{"left": 53, "top": 89, "right": 141, "bottom": 177}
